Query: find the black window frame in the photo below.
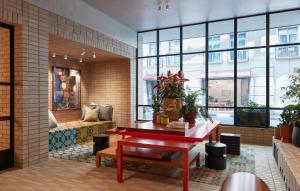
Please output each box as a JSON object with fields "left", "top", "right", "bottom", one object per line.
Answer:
{"left": 136, "top": 7, "right": 300, "bottom": 127}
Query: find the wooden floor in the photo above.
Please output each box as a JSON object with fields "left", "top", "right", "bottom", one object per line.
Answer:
{"left": 0, "top": 145, "right": 285, "bottom": 191}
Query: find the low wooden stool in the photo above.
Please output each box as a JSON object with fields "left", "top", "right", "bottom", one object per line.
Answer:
{"left": 221, "top": 172, "right": 270, "bottom": 191}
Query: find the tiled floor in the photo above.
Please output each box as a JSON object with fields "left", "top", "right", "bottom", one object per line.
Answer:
{"left": 0, "top": 144, "right": 285, "bottom": 191}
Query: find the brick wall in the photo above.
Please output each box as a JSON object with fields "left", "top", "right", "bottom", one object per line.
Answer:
{"left": 88, "top": 60, "right": 131, "bottom": 125}
{"left": 48, "top": 56, "right": 90, "bottom": 123}
{"left": 0, "top": 0, "right": 136, "bottom": 168}
{"left": 0, "top": 28, "right": 10, "bottom": 149}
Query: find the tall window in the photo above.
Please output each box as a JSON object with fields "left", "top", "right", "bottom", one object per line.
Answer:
{"left": 208, "top": 36, "right": 221, "bottom": 63}
{"left": 137, "top": 9, "right": 300, "bottom": 127}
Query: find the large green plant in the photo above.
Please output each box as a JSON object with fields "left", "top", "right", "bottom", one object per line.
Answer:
{"left": 281, "top": 70, "right": 300, "bottom": 104}
{"left": 280, "top": 104, "right": 300, "bottom": 126}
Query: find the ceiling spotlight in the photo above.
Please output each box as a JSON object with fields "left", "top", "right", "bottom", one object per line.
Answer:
{"left": 64, "top": 55, "right": 68, "bottom": 60}
{"left": 79, "top": 58, "right": 83, "bottom": 63}
{"left": 81, "top": 48, "right": 86, "bottom": 56}
{"left": 52, "top": 52, "right": 56, "bottom": 58}
{"left": 92, "top": 52, "right": 96, "bottom": 59}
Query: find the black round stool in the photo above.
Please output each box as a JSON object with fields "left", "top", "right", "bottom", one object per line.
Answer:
{"left": 205, "top": 142, "right": 227, "bottom": 170}
{"left": 93, "top": 134, "right": 109, "bottom": 155}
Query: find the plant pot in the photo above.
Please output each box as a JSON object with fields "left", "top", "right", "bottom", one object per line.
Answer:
{"left": 152, "top": 112, "right": 159, "bottom": 124}
{"left": 292, "top": 123, "right": 300, "bottom": 147}
{"left": 156, "top": 114, "right": 161, "bottom": 124}
{"left": 275, "top": 127, "right": 281, "bottom": 140}
{"left": 162, "top": 98, "right": 182, "bottom": 122}
{"left": 184, "top": 113, "right": 196, "bottom": 125}
{"left": 280, "top": 124, "right": 292, "bottom": 143}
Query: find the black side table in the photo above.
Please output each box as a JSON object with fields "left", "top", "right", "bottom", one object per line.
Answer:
{"left": 205, "top": 142, "right": 227, "bottom": 170}
{"left": 93, "top": 134, "right": 109, "bottom": 155}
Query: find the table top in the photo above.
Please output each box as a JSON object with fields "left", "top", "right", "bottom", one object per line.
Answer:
{"left": 117, "top": 121, "right": 221, "bottom": 142}
{"left": 221, "top": 172, "right": 270, "bottom": 191}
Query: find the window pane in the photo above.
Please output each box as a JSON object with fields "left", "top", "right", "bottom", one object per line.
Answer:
{"left": 138, "top": 106, "right": 153, "bottom": 120}
{"left": 183, "top": 24, "right": 205, "bottom": 53}
{"left": 270, "top": 109, "right": 283, "bottom": 127}
{"left": 237, "top": 48, "right": 266, "bottom": 107}
{"left": 183, "top": 54, "right": 206, "bottom": 106}
{"left": 138, "top": 58, "right": 157, "bottom": 105}
{"left": 270, "top": 10, "right": 300, "bottom": 45}
{"left": 209, "top": 108, "right": 234, "bottom": 125}
{"left": 209, "top": 20, "right": 234, "bottom": 50}
{"left": 138, "top": 31, "right": 157, "bottom": 57}
{"left": 238, "top": 15, "right": 266, "bottom": 47}
{"left": 159, "top": 55, "right": 180, "bottom": 75}
{"left": 208, "top": 51, "right": 234, "bottom": 107}
{"left": 236, "top": 108, "right": 267, "bottom": 127}
{"left": 269, "top": 47, "right": 300, "bottom": 107}
{"left": 159, "top": 28, "right": 180, "bottom": 55}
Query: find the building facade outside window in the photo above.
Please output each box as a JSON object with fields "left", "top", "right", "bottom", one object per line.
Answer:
{"left": 229, "top": 33, "right": 248, "bottom": 62}
{"left": 208, "top": 35, "right": 221, "bottom": 63}
{"left": 276, "top": 26, "right": 299, "bottom": 58}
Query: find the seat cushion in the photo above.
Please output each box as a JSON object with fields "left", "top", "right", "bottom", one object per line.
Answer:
{"left": 49, "top": 110, "right": 58, "bottom": 129}
{"left": 99, "top": 104, "right": 113, "bottom": 121}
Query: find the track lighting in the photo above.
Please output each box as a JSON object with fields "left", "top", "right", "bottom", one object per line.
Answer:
{"left": 64, "top": 55, "right": 68, "bottom": 60}
{"left": 52, "top": 52, "right": 56, "bottom": 58}
{"left": 92, "top": 52, "right": 96, "bottom": 59}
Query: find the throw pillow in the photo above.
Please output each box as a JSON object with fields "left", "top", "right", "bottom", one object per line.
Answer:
{"left": 99, "top": 104, "right": 113, "bottom": 121}
{"left": 81, "top": 104, "right": 98, "bottom": 120}
{"left": 49, "top": 110, "right": 58, "bottom": 129}
{"left": 83, "top": 106, "right": 100, "bottom": 122}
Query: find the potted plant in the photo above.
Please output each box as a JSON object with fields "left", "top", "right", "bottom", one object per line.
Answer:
{"left": 279, "top": 105, "right": 300, "bottom": 143}
{"left": 236, "top": 100, "right": 266, "bottom": 127}
{"left": 154, "top": 70, "right": 188, "bottom": 121}
{"left": 181, "top": 88, "right": 201, "bottom": 124}
{"left": 281, "top": 70, "right": 300, "bottom": 145}
{"left": 274, "top": 126, "right": 281, "bottom": 140}
{"left": 151, "top": 94, "right": 161, "bottom": 123}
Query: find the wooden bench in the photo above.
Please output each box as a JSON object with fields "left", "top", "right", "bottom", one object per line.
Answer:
{"left": 221, "top": 172, "right": 270, "bottom": 191}
{"left": 96, "top": 145, "right": 200, "bottom": 169}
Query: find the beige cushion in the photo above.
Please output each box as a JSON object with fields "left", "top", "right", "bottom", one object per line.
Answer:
{"left": 49, "top": 110, "right": 58, "bottom": 129}
{"left": 83, "top": 106, "right": 100, "bottom": 122}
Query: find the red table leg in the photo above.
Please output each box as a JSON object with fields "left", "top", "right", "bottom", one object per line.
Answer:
{"left": 216, "top": 125, "right": 220, "bottom": 142}
{"left": 183, "top": 149, "right": 189, "bottom": 191}
{"left": 117, "top": 141, "right": 123, "bottom": 182}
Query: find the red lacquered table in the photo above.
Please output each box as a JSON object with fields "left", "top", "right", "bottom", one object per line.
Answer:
{"left": 116, "top": 120, "right": 221, "bottom": 191}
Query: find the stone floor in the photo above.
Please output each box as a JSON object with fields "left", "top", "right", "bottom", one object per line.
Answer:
{"left": 0, "top": 144, "right": 286, "bottom": 191}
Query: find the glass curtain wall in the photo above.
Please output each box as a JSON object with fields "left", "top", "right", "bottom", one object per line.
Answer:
{"left": 137, "top": 9, "right": 300, "bottom": 127}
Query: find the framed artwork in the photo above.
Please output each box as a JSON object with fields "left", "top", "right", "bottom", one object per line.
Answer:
{"left": 53, "top": 66, "right": 81, "bottom": 110}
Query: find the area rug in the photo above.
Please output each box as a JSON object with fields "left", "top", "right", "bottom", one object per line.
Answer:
{"left": 49, "top": 143, "right": 255, "bottom": 186}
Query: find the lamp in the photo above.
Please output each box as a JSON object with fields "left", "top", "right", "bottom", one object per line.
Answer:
{"left": 64, "top": 55, "right": 68, "bottom": 60}
{"left": 52, "top": 52, "right": 56, "bottom": 58}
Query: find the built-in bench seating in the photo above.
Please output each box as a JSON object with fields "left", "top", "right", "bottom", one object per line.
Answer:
{"left": 49, "top": 121, "right": 116, "bottom": 151}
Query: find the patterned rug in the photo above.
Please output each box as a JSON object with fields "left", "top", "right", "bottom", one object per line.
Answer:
{"left": 49, "top": 143, "right": 255, "bottom": 186}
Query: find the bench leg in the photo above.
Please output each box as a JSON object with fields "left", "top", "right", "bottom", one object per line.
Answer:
{"left": 96, "top": 154, "right": 101, "bottom": 168}
{"left": 117, "top": 141, "right": 123, "bottom": 183}
{"left": 183, "top": 150, "right": 189, "bottom": 191}
{"left": 196, "top": 153, "right": 200, "bottom": 167}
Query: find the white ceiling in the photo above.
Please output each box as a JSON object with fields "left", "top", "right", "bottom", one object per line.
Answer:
{"left": 83, "top": 0, "right": 300, "bottom": 31}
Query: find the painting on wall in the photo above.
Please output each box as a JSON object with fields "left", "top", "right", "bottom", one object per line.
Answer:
{"left": 53, "top": 66, "right": 81, "bottom": 110}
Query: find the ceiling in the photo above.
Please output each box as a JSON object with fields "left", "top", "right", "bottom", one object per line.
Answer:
{"left": 49, "top": 35, "right": 128, "bottom": 62}
{"left": 83, "top": 0, "right": 300, "bottom": 31}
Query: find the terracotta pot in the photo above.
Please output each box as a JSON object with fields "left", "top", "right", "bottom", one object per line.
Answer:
{"left": 280, "top": 124, "right": 292, "bottom": 143}
{"left": 162, "top": 98, "right": 182, "bottom": 122}
{"left": 184, "top": 113, "right": 196, "bottom": 125}
{"left": 152, "top": 112, "right": 159, "bottom": 124}
{"left": 156, "top": 114, "right": 161, "bottom": 124}
{"left": 274, "top": 127, "right": 281, "bottom": 140}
